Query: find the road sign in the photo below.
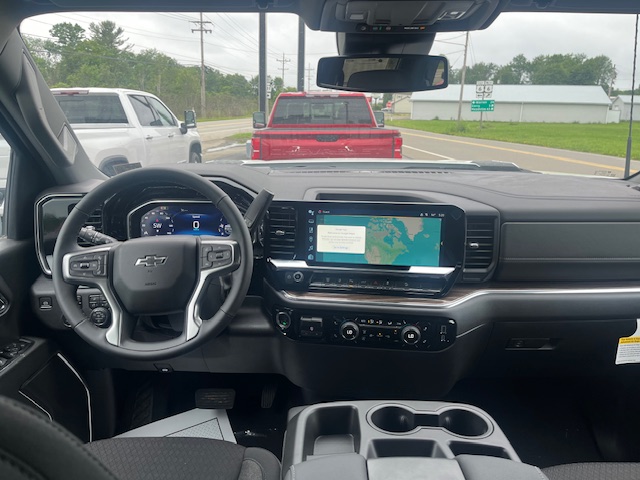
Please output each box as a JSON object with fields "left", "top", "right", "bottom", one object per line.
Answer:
{"left": 471, "top": 100, "right": 495, "bottom": 112}
{"left": 476, "top": 80, "right": 494, "bottom": 98}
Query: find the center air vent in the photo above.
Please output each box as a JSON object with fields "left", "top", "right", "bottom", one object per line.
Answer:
{"left": 464, "top": 217, "right": 496, "bottom": 271}
{"left": 267, "top": 205, "right": 297, "bottom": 259}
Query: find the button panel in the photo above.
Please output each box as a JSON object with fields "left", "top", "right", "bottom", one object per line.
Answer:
{"left": 68, "top": 252, "right": 108, "bottom": 278}
{"left": 273, "top": 307, "right": 456, "bottom": 351}
{"left": 0, "top": 339, "right": 32, "bottom": 372}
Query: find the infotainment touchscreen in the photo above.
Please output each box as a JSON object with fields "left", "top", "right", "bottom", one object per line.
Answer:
{"left": 314, "top": 214, "right": 441, "bottom": 267}
{"left": 302, "top": 203, "right": 464, "bottom": 269}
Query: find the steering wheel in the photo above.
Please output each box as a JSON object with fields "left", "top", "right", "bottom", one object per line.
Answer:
{"left": 51, "top": 167, "right": 253, "bottom": 360}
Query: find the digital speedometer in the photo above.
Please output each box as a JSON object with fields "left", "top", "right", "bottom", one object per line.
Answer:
{"left": 141, "top": 209, "right": 175, "bottom": 236}
{"left": 136, "top": 203, "right": 231, "bottom": 238}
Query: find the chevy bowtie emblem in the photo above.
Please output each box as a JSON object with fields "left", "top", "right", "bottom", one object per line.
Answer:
{"left": 135, "top": 255, "right": 168, "bottom": 267}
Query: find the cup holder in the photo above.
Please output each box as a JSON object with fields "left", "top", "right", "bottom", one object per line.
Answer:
{"left": 370, "top": 405, "right": 490, "bottom": 437}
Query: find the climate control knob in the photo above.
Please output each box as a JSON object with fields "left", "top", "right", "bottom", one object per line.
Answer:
{"left": 401, "top": 325, "right": 421, "bottom": 345}
{"left": 340, "top": 322, "right": 360, "bottom": 341}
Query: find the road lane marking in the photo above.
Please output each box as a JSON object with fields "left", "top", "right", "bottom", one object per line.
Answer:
{"left": 403, "top": 145, "right": 454, "bottom": 160}
{"left": 401, "top": 130, "right": 625, "bottom": 172}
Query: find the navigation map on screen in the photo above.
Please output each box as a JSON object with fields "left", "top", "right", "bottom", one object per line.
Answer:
{"left": 314, "top": 214, "right": 442, "bottom": 267}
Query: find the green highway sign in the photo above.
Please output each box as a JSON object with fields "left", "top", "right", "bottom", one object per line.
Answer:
{"left": 471, "top": 100, "right": 495, "bottom": 112}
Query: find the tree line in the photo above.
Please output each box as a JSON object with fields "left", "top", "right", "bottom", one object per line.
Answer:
{"left": 26, "top": 21, "right": 624, "bottom": 119}
{"left": 450, "top": 53, "right": 618, "bottom": 93}
{"left": 25, "top": 21, "right": 293, "bottom": 119}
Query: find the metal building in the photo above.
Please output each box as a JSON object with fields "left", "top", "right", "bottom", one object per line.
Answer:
{"left": 411, "top": 85, "right": 612, "bottom": 123}
{"left": 611, "top": 95, "right": 640, "bottom": 121}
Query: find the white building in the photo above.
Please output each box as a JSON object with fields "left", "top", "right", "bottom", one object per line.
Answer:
{"left": 411, "top": 85, "right": 614, "bottom": 123}
{"left": 611, "top": 95, "right": 640, "bottom": 121}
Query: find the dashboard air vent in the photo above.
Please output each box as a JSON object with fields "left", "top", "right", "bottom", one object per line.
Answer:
{"left": 267, "top": 205, "right": 297, "bottom": 259}
{"left": 78, "top": 207, "right": 103, "bottom": 247}
{"left": 464, "top": 217, "right": 496, "bottom": 270}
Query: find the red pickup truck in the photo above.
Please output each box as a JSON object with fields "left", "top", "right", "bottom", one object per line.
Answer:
{"left": 250, "top": 92, "right": 402, "bottom": 160}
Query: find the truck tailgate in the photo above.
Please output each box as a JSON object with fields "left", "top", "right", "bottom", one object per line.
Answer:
{"left": 253, "top": 128, "right": 400, "bottom": 160}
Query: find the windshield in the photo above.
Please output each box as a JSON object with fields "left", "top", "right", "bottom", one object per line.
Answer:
{"left": 18, "top": 11, "right": 640, "bottom": 177}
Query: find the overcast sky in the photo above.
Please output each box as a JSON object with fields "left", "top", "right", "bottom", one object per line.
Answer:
{"left": 20, "top": 11, "right": 639, "bottom": 90}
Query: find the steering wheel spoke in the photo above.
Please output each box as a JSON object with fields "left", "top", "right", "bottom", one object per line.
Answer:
{"left": 184, "top": 237, "right": 240, "bottom": 341}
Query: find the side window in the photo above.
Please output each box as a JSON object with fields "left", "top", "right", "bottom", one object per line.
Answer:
{"left": 147, "top": 97, "right": 177, "bottom": 127}
{"left": 129, "top": 95, "right": 158, "bottom": 127}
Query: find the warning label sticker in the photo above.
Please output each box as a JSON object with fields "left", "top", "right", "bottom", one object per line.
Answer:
{"left": 615, "top": 319, "right": 640, "bottom": 365}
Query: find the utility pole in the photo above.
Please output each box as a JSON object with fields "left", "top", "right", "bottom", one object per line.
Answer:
{"left": 306, "top": 63, "right": 315, "bottom": 92}
{"left": 297, "top": 17, "right": 305, "bottom": 91}
{"left": 259, "top": 12, "right": 267, "bottom": 113}
{"left": 191, "top": 13, "right": 212, "bottom": 117}
{"left": 276, "top": 53, "right": 291, "bottom": 86}
{"left": 456, "top": 31, "right": 470, "bottom": 124}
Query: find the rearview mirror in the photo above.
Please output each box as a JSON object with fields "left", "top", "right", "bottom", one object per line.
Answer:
{"left": 253, "top": 112, "right": 267, "bottom": 129}
{"left": 317, "top": 55, "right": 448, "bottom": 93}
{"left": 373, "top": 111, "right": 385, "bottom": 127}
{"left": 184, "top": 110, "right": 197, "bottom": 128}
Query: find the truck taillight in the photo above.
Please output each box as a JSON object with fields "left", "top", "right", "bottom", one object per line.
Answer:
{"left": 251, "top": 137, "right": 261, "bottom": 160}
{"left": 394, "top": 135, "right": 403, "bottom": 159}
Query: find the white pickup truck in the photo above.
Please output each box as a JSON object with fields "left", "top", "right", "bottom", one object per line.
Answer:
{"left": 51, "top": 88, "right": 202, "bottom": 175}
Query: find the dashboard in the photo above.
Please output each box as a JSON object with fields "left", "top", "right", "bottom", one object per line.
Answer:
{"left": 30, "top": 163, "right": 640, "bottom": 397}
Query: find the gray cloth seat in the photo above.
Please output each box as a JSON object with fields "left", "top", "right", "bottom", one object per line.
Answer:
{"left": 543, "top": 462, "right": 640, "bottom": 480}
{"left": 0, "top": 395, "right": 280, "bottom": 480}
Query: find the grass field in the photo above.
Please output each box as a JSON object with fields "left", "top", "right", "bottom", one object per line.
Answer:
{"left": 228, "top": 132, "right": 252, "bottom": 142}
{"left": 387, "top": 119, "right": 640, "bottom": 160}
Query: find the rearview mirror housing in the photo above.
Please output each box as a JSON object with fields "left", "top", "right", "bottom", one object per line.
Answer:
{"left": 253, "top": 112, "right": 267, "bottom": 129}
{"left": 184, "top": 110, "right": 197, "bottom": 128}
{"left": 373, "top": 111, "right": 385, "bottom": 127}
{"left": 317, "top": 54, "right": 449, "bottom": 93}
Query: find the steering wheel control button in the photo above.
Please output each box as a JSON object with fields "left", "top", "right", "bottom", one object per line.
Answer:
{"left": 401, "top": 326, "right": 421, "bottom": 345}
{"left": 200, "top": 244, "right": 233, "bottom": 270}
{"left": 300, "top": 316, "right": 324, "bottom": 338}
{"left": 69, "top": 252, "right": 108, "bottom": 277}
{"left": 90, "top": 307, "right": 111, "bottom": 327}
{"left": 340, "top": 321, "right": 360, "bottom": 341}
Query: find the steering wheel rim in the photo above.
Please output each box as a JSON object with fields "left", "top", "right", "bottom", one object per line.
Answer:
{"left": 51, "top": 167, "right": 253, "bottom": 360}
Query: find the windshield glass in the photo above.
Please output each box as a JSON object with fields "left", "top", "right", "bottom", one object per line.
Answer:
{"left": 19, "top": 11, "right": 640, "bottom": 177}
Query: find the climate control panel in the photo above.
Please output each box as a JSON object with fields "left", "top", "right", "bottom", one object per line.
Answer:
{"left": 273, "top": 307, "right": 456, "bottom": 351}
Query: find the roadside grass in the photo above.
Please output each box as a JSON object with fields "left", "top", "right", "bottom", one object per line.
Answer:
{"left": 228, "top": 132, "right": 252, "bottom": 142}
{"left": 198, "top": 115, "right": 251, "bottom": 122}
{"left": 387, "top": 119, "right": 640, "bottom": 160}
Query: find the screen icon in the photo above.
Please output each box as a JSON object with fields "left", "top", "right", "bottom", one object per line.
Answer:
{"left": 309, "top": 236, "right": 313, "bottom": 242}
{"left": 309, "top": 227, "right": 314, "bottom": 233}
{"left": 308, "top": 210, "right": 315, "bottom": 215}
{"left": 307, "top": 254, "right": 314, "bottom": 260}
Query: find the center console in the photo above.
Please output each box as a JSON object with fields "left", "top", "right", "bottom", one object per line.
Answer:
{"left": 282, "top": 401, "right": 544, "bottom": 480}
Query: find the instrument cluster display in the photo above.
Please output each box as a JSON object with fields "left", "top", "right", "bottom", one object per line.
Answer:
{"left": 137, "top": 203, "right": 231, "bottom": 237}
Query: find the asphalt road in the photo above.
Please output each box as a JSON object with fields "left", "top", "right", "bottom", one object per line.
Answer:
{"left": 198, "top": 119, "right": 640, "bottom": 177}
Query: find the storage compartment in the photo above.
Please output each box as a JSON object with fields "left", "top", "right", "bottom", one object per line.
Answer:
{"left": 282, "top": 400, "right": 519, "bottom": 474}
{"left": 449, "top": 441, "right": 511, "bottom": 459}
{"left": 370, "top": 405, "right": 490, "bottom": 437}
{"left": 368, "top": 439, "right": 448, "bottom": 458}
{"left": 303, "top": 405, "right": 361, "bottom": 458}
